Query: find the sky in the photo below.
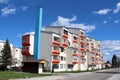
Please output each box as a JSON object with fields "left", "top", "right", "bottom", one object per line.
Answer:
{"left": 0, "top": 0, "right": 120, "bottom": 62}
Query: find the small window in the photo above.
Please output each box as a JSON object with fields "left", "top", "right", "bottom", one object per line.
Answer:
{"left": 16, "top": 49, "right": 18, "bottom": 52}
{"left": 53, "top": 64, "right": 59, "bottom": 69}
{"left": 23, "top": 37, "right": 26, "bottom": 42}
{"left": 60, "top": 64, "right": 64, "bottom": 69}
{"left": 81, "top": 32, "right": 83, "bottom": 35}
{"left": 61, "top": 47, "right": 64, "bottom": 52}
{"left": 63, "top": 30, "right": 68, "bottom": 35}
{"left": 81, "top": 45, "right": 84, "bottom": 48}
{"left": 61, "top": 56, "right": 63, "bottom": 61}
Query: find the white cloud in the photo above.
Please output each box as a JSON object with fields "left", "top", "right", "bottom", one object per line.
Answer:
{"left": 114, "top": 2, "right": 120, "bottom": 14}
{"left": 103, "top": 20, "right": 107, "bottom": 24}
{"left": 0, "top": 0, "right": 9, "bottom": 4}
{"left": 21, "top": 6, "right": 28, "bottom": 11}
{"left": 104, "top": 52, "right": 109, "bottom": 56}
{"left": 93, "top": 9, "right": 111, "bottom": 15}
{"left": 101, "top": 40, "right": 120, "bottom": 62}
{"left": 114, "top": 20, "right": 119, "bottom": 23}
{"left": 101, "top": 40, "right": 120, "bottom": 54}
{"left": 51, "top": 16, "right": 95, "bottom": 32}
{"left": 1, "top": 6, "right": 16, "bottom": 16}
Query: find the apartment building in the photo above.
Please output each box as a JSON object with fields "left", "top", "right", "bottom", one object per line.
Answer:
{"left": 0, "top": 40, "right": 22, "bottom": 67}
{"left": 22, "top": 26, "right": 103, "bottom": 73}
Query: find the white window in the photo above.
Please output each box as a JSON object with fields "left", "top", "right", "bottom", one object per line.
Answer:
{"left": 60, "top": 64, "right": 64, "bottom": 69}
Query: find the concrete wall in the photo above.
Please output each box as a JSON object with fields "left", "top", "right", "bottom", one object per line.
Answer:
{"left": 40, "top": 32, "right": 52, "bottom": 70}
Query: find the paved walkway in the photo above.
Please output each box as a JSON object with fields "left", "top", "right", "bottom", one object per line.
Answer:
{"left": 10, "top": 69, "right": 120, "bottom": 80}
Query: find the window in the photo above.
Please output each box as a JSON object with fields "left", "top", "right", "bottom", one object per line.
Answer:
{"left": 53, "top": 46, "right": 59, "bottom": 50}
{"left": 54, "top": 37, "right": 60, "bottom": 42}
{"left": 23, "top": 37, "right": 26, "bottom": 42}
{"left": 53, "top": 64, "right": 59, "bottom": 69}
{"left": 68, "top": 64, "right": 73, "bottom": 69}
{"left": 74, "top": 36, "right": 77, "bottom": 40}
{"left": 73, "top": 57, "right": 77, "bottom": 61}
{"left": 61, "top": 47, "right": 64, "bottom": 52}
{"left": 81, "top": 45, "right": 84, "bottom": 48}
{"left": 73, "top": 49, "right": 76, "bottom": 53}
{"left": 60, "top": 64, "right": 64, "bottom": 69}
{"left": 63, "top": 30, "right": 68, "bottom": 35}
{"left": 81, "top": 32, "right": 83, "bottom": 35}
{"left": 16, "top": 49, "right": 18, "bottom": 52}
{"left": 61, "top": 56, "right": 63, "bottom": 61}
{"left": 53, "top": 56, "right": 58, "bottom": 60}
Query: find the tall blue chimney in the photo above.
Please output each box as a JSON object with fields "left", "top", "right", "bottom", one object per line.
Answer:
{"left": 34, "top": 7, "right": 43, "bottom": 60}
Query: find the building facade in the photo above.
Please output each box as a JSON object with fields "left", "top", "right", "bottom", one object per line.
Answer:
{"left": 0, "top": 40, "right": 22, "bottom": 67}
{"left": 22, "top": 26, "right": 103, "bottom": 73}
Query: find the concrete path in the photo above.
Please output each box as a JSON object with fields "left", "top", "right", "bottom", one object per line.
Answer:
{"left": 11, "top": 68, "right": 120, "bottom": 80}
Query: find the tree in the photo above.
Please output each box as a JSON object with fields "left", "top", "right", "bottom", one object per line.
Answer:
{"left": 112, "top": 54, "right": 117, "bottom": 68}
{"left": 0, "top": 39, "right": 12, "bottom": 70}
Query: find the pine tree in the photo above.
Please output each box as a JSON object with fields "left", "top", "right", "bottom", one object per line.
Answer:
{"left": 0, "top": 39, "right": 12, "bottom": 70}
{"left": 112, "top": 54, "right": 117, "bottom": 68}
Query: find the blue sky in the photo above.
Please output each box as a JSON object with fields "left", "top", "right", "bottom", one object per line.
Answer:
{"left": 0, "top": 0, "right": 120, "bottom": 62}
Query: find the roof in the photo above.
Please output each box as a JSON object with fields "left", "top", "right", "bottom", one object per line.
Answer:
{"left": 22, "top": 59, "right": 49, "bottom": 64}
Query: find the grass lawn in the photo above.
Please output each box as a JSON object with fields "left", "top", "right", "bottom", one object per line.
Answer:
{"left": 0, "top": 71, "right": 52, "bottom": 80}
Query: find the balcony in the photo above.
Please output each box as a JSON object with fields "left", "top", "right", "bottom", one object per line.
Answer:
{"left": 53, "top": 41, "right": 60, "bottom": 46}
{"left": 72, "top": 53, "right": 78, "bottom": 56}
{"left": 80, "top": 35, "right": 84, "bottom": 39}
{"left": 86, "top": 42, "right": 89, "bottom": 45}
{"left": 72, "top": 61, "right": 78, "bottom": 64}
{"left": 96, "top": 62, "right": 99, "bottom": 64}
{"left": 86, "top": 49, "right": 90, "bottom": 52}
{"left": 52, "top": 59, "right": 60, "bottom": 64}
{"left": 96, "top": 57, "right": 99, "bottom": 60}
{"left": 91, "top": 46, "right": 94, "bottom": 48}
{"left": 98, "top": 44, "right": 100, "bottom": 47}
{"left": 62, "top": 34, "right": 68, "bottom": 39}
{"left": 73, "top": 40, "right": 78, "bottom": 43}
{"left": 74, "top": 46, "right": 79, "bottom": 50}
{"left": 80, "top": 41, "right": 84, "bottom": 44}
{"left": 92, "top": 62, "right": 95, "bottom": 65}
{"left": 21, "top": 47, "right": 30, "bottom": 56}
{"left": 22, "top": 35, "right": 30, "bottom": 46}
{"left": 96, "top": 53, "right": 99, "bottom": 55}
{"left": 80, "top": 48, "right": 85, "bottom": 51}
{"left": 91, "top": 56, "right": 95, "bottom": 59}
{"left": 81, "top": 61, "right": 85, "bottom": 64}
{"left": 62, "top": 42, "right": 69, "bottom": 47}
{"left": 81, "top": 54, "right": 85, "bottom": 57}
{"left": 52, "top": 50, "right": 60, "bottom": 55}
{"left": 22, "top": 42, "right": 30, "bottom": 46}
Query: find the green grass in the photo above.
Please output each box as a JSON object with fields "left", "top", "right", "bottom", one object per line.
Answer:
{"left": 0, "top": 71, "right": 52, "bottom": 80}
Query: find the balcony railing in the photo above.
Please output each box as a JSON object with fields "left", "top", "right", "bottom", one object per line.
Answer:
{"left": 21, "top": 47, "right": 30, "bottom": 56}
{"left": 72, "top": 61, "right": 78, "bottom": 64}
{"left": 92, "top": 62, "right": 95, "bottom": 65}
{"left": 52, "top": 50, "right": 60, "bottom": 55}
{"left": 91, "top": 46, "right": 94, "bottom": 48}
{"left": 62, "top": 42, "right": 69, "bottom": 47}
{"left": 52, "top": 59, "right": 60, "bottom": 64}
{"left": 86, "top": 42, "right": 89, "bottom": 45}
{"left": 80, "top": 35, "right": 84, "bottom": 39}
{"left": 73, "top": 40, "right": 78, "bottom": 43}
{"left": 72, "top": 53, "right": 78, "bottom": 56}
{"left": 86, "top": 49, "right": 90, "bottom": 52}
{"left": 80, "top": 41, "right": 84, "bottom": 44}
{"left": 62, "top": 34, "right": 68, "bottom": 39}
{"left": 81, "top": 54, "right": 85, "bottom": 57}
{"left": 53, "top": 41, "right": 60, "bottom": 46}
{"left": 81, "top": 61, "right": 85, "bottom": 64}
{"left": 80, "top": 48, "right": 85, "bottom": 51}
{"left": 91, "top": 56, "right": 95, "bottom": 59}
